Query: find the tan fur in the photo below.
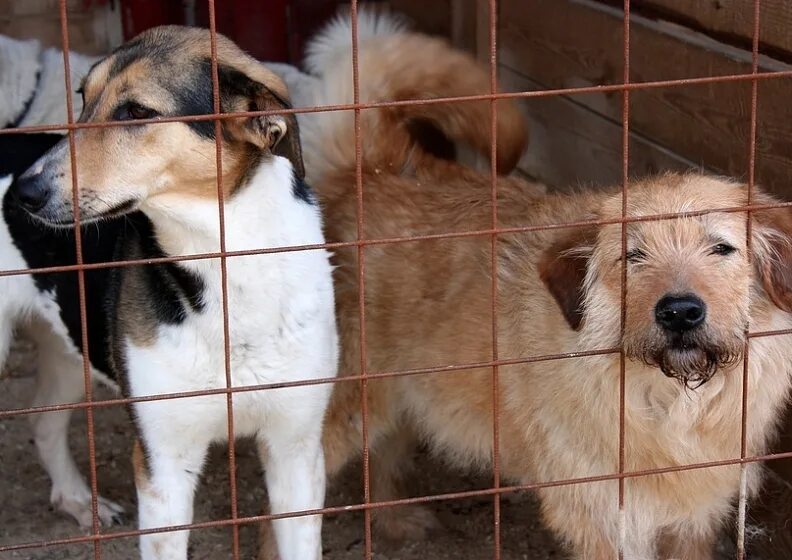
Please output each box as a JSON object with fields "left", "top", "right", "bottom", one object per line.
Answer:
{"left": 36, "top": 26, "right": 301, "bottom": 224}
{"left": 298, "top": 31, "right": 528, "bottom": 185}
{"left": 132, "top": 439, "right": 150, "bottom": 492}
{"left": 309, "top": 166, "right": 792, "bottom": 559}
{"left": 254, "top": 25, "right": 792, "bottom": 560}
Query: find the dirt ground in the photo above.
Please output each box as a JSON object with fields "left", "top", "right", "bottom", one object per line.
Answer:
{"left": 0, "top": 339, "right": 766, "bottom": 560}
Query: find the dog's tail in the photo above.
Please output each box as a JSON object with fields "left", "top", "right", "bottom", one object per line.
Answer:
{"left": 299, "top": 9, "right": 528, "bottom": 183}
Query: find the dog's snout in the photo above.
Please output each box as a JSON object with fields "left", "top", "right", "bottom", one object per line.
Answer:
{"left": 655, "top": 294, "right": 706, "bottom": 332}
{"left": 12, "top": 174, "right": 52, "bottom": 213}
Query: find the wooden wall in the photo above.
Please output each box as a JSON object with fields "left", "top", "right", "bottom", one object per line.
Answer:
{"left": 0, "top": 0, "right": 122, "bottom": 54}
{"left": 395, "top": 0, "right": 792, "bottom": 200}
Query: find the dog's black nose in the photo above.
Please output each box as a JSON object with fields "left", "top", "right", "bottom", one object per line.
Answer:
{"left": 655, "top": 294, "right": 706, "bottom": 332}
{"left": 12, "top": 174, "right": 51, "bottom": 213}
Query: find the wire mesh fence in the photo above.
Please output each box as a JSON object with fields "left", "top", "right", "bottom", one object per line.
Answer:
{"left": 0, "top": 0, "right": 788, "bottom": 558}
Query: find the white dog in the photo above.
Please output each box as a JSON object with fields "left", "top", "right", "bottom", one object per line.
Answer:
{"left": 0, "top": 34, "right": 99, "bottom": 128}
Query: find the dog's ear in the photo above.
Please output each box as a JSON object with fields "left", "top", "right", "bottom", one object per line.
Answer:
{"left": 752, "top": 201, "right": 792, "bottom": 312}
{"left": 538, "top": 227, "right": 598, "bottom": 330}
{"left": 220, "top": 66, "right": 305, "bottom": 180}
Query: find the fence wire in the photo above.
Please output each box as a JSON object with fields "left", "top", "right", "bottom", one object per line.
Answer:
{"left": 0, "top": 0, "right": 782, "bottom": 558}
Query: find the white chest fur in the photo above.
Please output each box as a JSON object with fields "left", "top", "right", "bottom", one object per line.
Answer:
{"left": 125, "top": 158, "right": 338, "bottom": 441}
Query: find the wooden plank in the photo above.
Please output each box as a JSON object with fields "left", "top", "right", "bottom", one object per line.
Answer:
{"left": 474, "top": 0, "right": 490, "bottom": 62}
{"left": 498, "top": 0, "right": 792, "bottom": 199}
{"left": 389, "top": 0, "right": 453, "bottom": 37}
{"left": 0, "top": 0, "right": 120, "bottom": 54}
{"left": 0, "top": 0, "right": 83, "bottom": 16}
{"left": 451, "top": 0, "right": 478, "bottom": 51}
{"left": 633, "top": 0, "right": 792, "bottom": 59}
{"left": 501, "top": 67, "right": 694, "bottom": 190}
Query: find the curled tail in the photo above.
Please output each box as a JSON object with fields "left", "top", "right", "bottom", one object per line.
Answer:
{"left": 299, "top": 9, "right": 528, "bottom": 184}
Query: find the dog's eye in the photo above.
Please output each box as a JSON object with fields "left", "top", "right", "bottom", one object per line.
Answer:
{"left": 113, "top": 103, "right": 158, "bottom": 122}
{"left": 625, "top": 248, "right": 646, "bottom": 263}
{"left": 76, "top": 87, "right": 84, "bottom": 98}
{"left": 711, "top": 243, "right": 737, "bottom": 256}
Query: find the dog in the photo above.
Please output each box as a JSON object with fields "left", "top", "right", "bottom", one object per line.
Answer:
{"left": 0, "top": 31, "right": 325, "bottom": 533}
{"left": 0, "top": 34, "right": 100, "bottom": 128}
{"left": 258, "top": 10, "right": 529, "bottom": 558}
{"left": 12, "top": 26, "right": 338, "bottom": 560}
{"left": 0, "top": 131, "right": 127, "bottom": 527}
{"left": 262, "top": 13, "right": 792, "bottom": 560}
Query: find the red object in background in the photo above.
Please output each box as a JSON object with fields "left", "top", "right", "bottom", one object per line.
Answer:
{"left": 286, "top": 0, "right": 342, "bottom": 63}
{"left": 195, "top": 0, "right": 289, "bottom": 61}
{"left": 120, "top": 0, "right": 342, "bottom": 64}
{"left": 120, "top": 0, "right": 185, "bottom": 41}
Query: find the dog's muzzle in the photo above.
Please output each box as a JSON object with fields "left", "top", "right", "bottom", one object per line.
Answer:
{"left": 12, "top": 172, "right": 53, "bottom": 214}
{"left": 654, "top": 294, "right": 706, "bottom": 333}
{"left": 641, "top": 293, "right": 740, "bottom": 388}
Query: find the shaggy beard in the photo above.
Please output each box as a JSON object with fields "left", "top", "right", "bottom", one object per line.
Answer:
{"left": 639, "top": 342, "right": 742, "bottom": 389}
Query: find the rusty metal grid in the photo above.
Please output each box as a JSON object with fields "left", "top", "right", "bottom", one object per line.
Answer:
{"left": 0, "top": 0, "right": 785, "bottom": 558}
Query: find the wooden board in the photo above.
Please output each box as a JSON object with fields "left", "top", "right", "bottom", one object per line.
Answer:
{"left": 501, "top": 67, "right": 695, "bottom": 189}
{"left": 0, "top": 0, "right": 121, "bottom": 54}
{"left": 498, "top": 0, "right": 792, "bottom": 199}
{"left": 633, "top": 0, "right": 792, "bottom": 59}
{"left": 389, "top": 0, "right": 453, "bottom": 38}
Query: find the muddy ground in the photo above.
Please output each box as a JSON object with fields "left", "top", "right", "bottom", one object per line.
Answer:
{"left": 0, "top": 339, "right": 775, "bottom": 560}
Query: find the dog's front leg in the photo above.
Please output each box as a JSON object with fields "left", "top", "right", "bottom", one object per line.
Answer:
{"left": 258, "top": 405, "right": 326, "bottom": 560}
{"left": 28, "top": 318, "right": 125, "bottom": 527}
{"left": 133, "top": 428, "right": 210, "bottom": 560}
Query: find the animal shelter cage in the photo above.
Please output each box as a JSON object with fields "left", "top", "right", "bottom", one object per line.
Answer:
{"left": 3, "top": 0, "right": 792, "bottom": 558}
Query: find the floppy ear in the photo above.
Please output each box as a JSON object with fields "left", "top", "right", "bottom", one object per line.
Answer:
{"left": 538, "top": 227, "right": 598, "bottom": 330}
{"left": 752, "top": 201, "right": 792, "bottom": 312}
{"left": 219, "top": 66, "right": 305, "bottom": 180}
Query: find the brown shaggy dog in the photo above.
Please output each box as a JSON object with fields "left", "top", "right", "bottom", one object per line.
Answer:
{"left": 263, "top": 13, "right": 792, "bottom": 560}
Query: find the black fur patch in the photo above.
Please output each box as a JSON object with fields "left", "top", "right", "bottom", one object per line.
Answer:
{"left": 405, "top": 119, "right": 457, "bottom": 161}
{"left": 108, "top": 38, "right": 146, "bottom": 79}
{"left": 165, "top": 59, "right": 260, "bottom": 140}
{"left": 215, "top": 61, "right": 260, "bottom": 99}
{"left": 106, "top": 215, "right": 206, "bottom": 412}
{"left": 169, "top": 59, "right": 217, "bottom": 139}
{"left": 0, "top": 132, "right": 122, "bottom": 377}
{"left": 110, "top": 215, "right": 205, "bottom": 328}
{"left": 291, "top": 175, "right": 314, "bottom": 204}
{"left": 1, "top": 133, "right": 204, "bottom": 381}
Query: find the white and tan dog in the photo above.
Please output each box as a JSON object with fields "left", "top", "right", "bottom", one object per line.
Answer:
{"left": 0, "top": 31, "right": 326, "bottom": 533}
{"left": 12, "top": 26, "right": 337, "bottom": 560}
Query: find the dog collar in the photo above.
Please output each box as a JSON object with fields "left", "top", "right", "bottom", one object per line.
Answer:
{"left": 11, "top": 68, "right": 42, "bottom": 128}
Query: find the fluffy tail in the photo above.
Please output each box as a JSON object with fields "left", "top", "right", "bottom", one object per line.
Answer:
{"left": 298, "top": 9, "right": 528, "bottom": 184}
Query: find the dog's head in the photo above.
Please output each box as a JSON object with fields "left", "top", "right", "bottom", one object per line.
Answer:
{"left": 12, "top": 25, "right": 303, "bottom": 226}
{"left": 540, "top": 173, "right": 792, "bottom": 388}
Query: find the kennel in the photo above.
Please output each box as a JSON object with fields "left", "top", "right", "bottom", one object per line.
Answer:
{"left": 1, "top": 0, "right": 792, "bottom": 558}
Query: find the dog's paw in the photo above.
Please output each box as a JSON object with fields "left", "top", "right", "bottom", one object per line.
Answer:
{"left": 56, "top": 493, "right": 125, "bottom": 528}
{"left": 373, "top": 504, "right": 440, "bottom": 542}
